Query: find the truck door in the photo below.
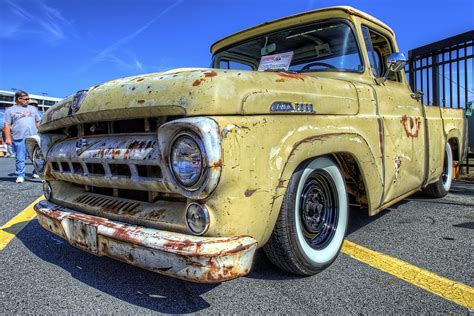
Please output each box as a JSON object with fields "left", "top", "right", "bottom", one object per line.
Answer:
{"left": 362, "top": 26, "right": 426, "bottom": 204}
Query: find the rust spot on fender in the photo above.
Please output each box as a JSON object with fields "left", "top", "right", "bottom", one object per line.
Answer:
{"left": 278, "top": 72, "right": 305, "bottom": 81}
{"left": 193, "top": 79, "right": 203, "bottom": 87}
{"left": 212, "top": 160, "right": 223, "bottom": 168}
{"left": 277, "top": 180, "right": 288, "bottom": 188}
{"left": 244, "top": 189, "right": 258, "bottom": 197}
{"left": 137, "top": 100, "right": 145, "bottom": 104}
{"left": 136, "top": 78, "right": 145, "bottom": 82}
{"left": 204, "top": 71, "right": 217, "bottom": 78}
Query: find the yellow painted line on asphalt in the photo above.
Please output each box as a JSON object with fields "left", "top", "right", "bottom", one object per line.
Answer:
{"left": 0, "top": 196, "right": 44, "bottom": 251}
{"left": 342, "top": 240, "right": 474, "bottom": 309}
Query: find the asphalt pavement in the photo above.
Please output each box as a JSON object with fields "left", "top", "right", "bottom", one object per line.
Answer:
{"left": 0, "top": 157, "right": 472, "bottom": 313}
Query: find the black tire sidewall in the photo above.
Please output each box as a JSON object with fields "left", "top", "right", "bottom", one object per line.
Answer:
{"left": 284, "top": 157, "right": 348, "bottom": 273}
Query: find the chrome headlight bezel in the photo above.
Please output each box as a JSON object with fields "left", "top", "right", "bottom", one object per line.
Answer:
{"left": 185, "top": 202, "right": 210, "bottom": 235}
{"left": 169, "top": 131, "right": 208, "bottom": 191}
{"left": 158, "top": 117, "right": 222, "bottom": 199}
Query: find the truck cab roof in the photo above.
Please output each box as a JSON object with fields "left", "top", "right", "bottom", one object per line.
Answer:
{"left": 211, "top": 6, "right": 394, "bottom": 54}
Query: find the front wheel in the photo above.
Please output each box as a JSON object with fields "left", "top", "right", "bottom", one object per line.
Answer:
{"left": 263, "top": 157, "right": 348, "bottom": 275}
{"left": 424, "top": 143, "right": 453, "bottom": 198}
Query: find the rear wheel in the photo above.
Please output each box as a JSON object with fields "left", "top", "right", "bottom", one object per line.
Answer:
{"left": 263, "top": 157, "right": 348, "bottom": 275}
{"left": 424, "top": 143, "right": 453, "bottom": 198}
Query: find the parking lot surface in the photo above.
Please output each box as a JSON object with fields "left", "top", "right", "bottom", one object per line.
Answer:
{"left": 0, "top": 158, "right": 472, "bottom": 313}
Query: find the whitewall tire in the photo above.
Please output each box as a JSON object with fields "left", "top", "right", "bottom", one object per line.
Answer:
{"left": 264, "top": 157, "right": 348, "bottom": 275}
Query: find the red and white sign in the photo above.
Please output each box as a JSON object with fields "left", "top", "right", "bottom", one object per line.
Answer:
{"left": 258, "top": 52, "right": 294, "bottom": 71}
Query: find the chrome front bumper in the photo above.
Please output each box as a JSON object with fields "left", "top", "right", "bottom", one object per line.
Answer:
{"left": 34, "top": 200, "right": 257, "bottom": 283}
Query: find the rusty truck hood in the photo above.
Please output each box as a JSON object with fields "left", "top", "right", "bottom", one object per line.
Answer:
{"left": 40, "top": 68, "right": 359, "bottom": 132}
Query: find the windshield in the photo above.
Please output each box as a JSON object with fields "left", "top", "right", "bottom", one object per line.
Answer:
{"left": 213, "top": 20, "right": 363, "bottom": 73}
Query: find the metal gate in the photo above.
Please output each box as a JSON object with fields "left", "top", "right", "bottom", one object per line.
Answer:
{"left": 407, "top": 31, "right": 474, "bottom": 172}
{"left": 407, "top": 30, "right": 473, "bottom": 108}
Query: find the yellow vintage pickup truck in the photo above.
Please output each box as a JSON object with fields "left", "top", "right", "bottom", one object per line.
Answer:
{"left": 27, "top": 6, "right": 467, "bottom": 283}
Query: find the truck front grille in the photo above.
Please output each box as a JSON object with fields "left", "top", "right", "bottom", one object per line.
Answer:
{"left": 47, "top": 133, "right": 172, "bottom": 195}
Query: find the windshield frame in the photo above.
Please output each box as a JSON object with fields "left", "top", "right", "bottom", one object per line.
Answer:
{"left": 212, "top": 18, "right": 365, "bottom": 74}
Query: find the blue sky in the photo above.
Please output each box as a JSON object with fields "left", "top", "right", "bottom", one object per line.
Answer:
{"left": 0, "top": 0, "right": 473, "bottom": 98}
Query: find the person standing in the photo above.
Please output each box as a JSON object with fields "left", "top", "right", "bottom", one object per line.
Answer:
{"left": 3, "top": 90, "right": 41, "bottom": 183}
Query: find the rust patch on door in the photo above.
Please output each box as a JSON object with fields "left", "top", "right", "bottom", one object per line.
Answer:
{"left": 394, "top": 156, "right": 402, "bottom": 183}
{"left": 401, "top": 115, "right": 421, "bottom": 138}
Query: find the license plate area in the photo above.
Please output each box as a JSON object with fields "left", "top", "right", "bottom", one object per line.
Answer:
{"left": 70, "top": 218, "right": 98, "bottom": 254}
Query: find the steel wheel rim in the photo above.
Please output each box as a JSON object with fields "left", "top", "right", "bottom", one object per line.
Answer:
{"left": 299, "top": 170, "right": 339, "bottom": 249}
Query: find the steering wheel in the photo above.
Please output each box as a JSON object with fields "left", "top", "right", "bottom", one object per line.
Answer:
{"left": 301, "top": 62, "right": 336, "bottom": 71}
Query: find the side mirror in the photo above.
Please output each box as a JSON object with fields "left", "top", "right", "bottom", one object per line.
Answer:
{"left": 376, "top": 52, "right": 408, "bottom": 84}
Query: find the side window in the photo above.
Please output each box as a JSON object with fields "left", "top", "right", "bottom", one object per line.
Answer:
{"left": 361, "top": 26, "right": 400, "bottom": 82}
{"left": 362, "top": 26, "right": 382, "bottom": 77}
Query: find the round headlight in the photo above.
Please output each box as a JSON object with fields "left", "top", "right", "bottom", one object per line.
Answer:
{"left": 43, "top": 181, "right": 52, "bottom": 201}
{"left": 170, "top": 133, "right": 206, "bottom": 188}
{"left": 32, "top": 145, "right": 45, "bottom": 176}
{"left": 185, "top": 203, "right": 210, "bottom": 235}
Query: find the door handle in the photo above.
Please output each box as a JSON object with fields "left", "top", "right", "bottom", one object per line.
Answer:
{"left": 410, "top": 90, "right": 423, "bottom": 102}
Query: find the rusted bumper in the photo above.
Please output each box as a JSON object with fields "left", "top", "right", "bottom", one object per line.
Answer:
{"left": 34, "top": 200, "right": 257, "bottom": 283}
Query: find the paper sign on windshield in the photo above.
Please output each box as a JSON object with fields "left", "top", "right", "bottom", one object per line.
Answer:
{"left": 258, "top": 52, "right": 294, "bottom": 71}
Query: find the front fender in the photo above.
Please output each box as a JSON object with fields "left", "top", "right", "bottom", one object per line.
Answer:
{"left": 261, "top": 133, "right": 382, "bottom": 244}
{"left": 26, "top": 134, "right": 66, "bottom": 159}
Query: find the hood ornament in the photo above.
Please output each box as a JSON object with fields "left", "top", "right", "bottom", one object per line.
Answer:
{"left": 69, "top": 89, "right": 88, "bottom": 115}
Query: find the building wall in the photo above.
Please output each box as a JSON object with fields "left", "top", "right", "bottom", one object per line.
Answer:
{"left": 0, "top": 90, "right": 63, "bottom": 113}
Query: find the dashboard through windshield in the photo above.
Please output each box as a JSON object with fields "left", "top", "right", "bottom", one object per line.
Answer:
{"left": 213, "top": 20, "right": 363, "bottom": 73}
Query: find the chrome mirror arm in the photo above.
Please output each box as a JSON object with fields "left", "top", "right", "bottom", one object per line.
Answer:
{"left": 375, "top": 52, "right": 408, "bottom": 85}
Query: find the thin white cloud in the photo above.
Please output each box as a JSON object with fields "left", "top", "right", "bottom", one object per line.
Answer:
{"left": 134, "top": 58, "right": 144, "bottom": 71}
{"left": 41, "top": 2, "right": 68, "bottom": 23}
{"left": 77, "top": 0, "right": 184, "bottom": 73}
{"left": 1, "top": 0, "right": 71, "bottom": 42}
{"left": 7, "top": 1, "right": 34, "bottom": 20}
